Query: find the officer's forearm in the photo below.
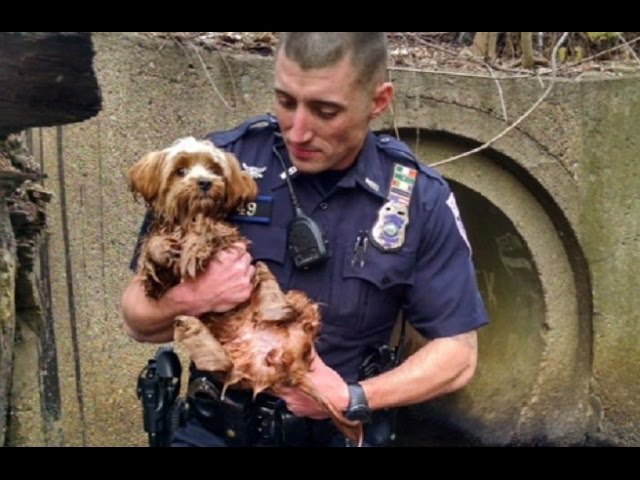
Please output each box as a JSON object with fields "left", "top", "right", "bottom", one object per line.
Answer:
{"left": 360, "top": 330, "right": 478, "bottom": 410}
{"left": 121, "top": 277, "right": 182, "bottom": 343}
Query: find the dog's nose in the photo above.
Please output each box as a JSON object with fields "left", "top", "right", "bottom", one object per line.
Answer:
{"left": 198, "top": 180, "right": 212, "bottom": 191}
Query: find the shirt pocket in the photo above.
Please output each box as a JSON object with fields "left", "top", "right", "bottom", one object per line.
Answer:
{"left": 241, "top": 224, "right": 288, "bottom": 281}
{"left": 331, "top": 244, "right": 416, "bottom": 338}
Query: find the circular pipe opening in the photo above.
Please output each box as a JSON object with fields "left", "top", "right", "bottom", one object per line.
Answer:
{"left": 392, "top": 130, "right": 588, "bottom": 445}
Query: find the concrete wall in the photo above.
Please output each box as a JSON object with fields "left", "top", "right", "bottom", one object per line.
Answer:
{"left": 0, "top": 198, "right": 17, "bottom": 446}
{"left": 580, "top": 79, "right": 640, "bottom": 445}
{"left": 13, "top": 32, "right": 640, "bottom": 446}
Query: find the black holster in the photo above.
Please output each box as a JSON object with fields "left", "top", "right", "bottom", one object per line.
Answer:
{"left": 136, "top": 347, "right": 183, "bottom": 447}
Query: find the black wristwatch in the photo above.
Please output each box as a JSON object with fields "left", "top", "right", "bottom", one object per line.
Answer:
{"left": 343, "top": 383, "right": 371, "bottom": 423}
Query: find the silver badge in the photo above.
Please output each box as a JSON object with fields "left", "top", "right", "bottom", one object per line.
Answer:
{"left": 370, "top": 201, "right": 409, "bottom": 252}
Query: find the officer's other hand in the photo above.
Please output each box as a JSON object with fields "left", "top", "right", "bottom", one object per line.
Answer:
{"left": 168, "top": 242, "right": 255, "bottom": 316}
{"left": 279, "top": 351, "right": 349, "bottom": 419}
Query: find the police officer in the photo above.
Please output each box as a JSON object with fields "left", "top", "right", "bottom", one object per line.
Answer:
{"left": 122, "top": 32, "right": 488, "bottom": 447}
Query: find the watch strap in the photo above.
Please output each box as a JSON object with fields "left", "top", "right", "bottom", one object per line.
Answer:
{"left": 347, "top": 383, "right": 369, "bottom": 410}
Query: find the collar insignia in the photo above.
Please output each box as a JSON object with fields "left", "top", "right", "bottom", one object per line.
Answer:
{"left": 279, "top": 165, "right": 298, "bottom": 180}
{"left": 242, "top": 163, "right": 267, "bottom": 179}
{"left": 365, "top": 177, "right": 380, "bottom": 192}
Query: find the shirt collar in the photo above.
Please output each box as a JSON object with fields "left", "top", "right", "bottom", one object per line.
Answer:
{"left": 345, "top": 131, "right": 386, "bottom": 200}
{"left": 272, "top": 133, "right": 301, "bottom": 190}
{"left": 272, "top": 131, "right": 386, "bottom": 200}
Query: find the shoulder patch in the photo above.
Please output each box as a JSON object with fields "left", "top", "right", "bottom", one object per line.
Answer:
{"left": 375, "top": 133, "right": 446, "bottom": 186}
{"left": 446, "top": 192, "right": 472, "bottom": 254}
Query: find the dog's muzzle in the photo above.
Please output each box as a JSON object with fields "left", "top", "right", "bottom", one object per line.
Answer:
{"left": 198, "top": 180, "right": 212, "bottom": 192}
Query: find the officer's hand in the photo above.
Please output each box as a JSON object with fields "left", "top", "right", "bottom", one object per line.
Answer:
{"left": 167, "top": 243, "right": 255, "bottom": 316}
{"left": 279, "top": 352, "right": 349, "bottom": 420}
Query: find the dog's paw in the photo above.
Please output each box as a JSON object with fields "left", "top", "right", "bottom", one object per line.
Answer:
{"left": 179, "top": 254, "right": 206, "bottom": 279}
{"left": 148, "top": 236, "right": 180, "bottom": 267}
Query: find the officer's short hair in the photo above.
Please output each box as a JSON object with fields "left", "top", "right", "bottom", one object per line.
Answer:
{"left": 276, "top": 32, "right": 388, "bottom": 88}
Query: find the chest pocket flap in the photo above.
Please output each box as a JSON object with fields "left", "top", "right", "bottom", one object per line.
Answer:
{"left": 242, "top": 224, "right": 287, "bottom": 265}
{"left": 330, "top": 245, "right": 415, "bottom": 337}
{"left": 342, "top": 246, "right": 416, "bottom": 289}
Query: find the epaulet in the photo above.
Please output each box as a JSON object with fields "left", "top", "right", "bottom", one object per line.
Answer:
{"left": 375, "top": 133, "right": 439, "bottom": 180}
{"left": 376, "top": 134, "right": 418, "bottom": 163}
{"left": 205, "top": 114, "right": 279, "bottom": 148}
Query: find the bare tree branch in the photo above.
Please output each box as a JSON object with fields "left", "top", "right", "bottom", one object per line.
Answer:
{"left": 188, "top": 42, "right": 234, "bottom": 111}
{"left": 615, "top": 32, "right": 640, "bottom": 64}
{"left": 389, "top": 65, "right": 531, "bottom": 79}
{"left": 430, "top": 32, "right": 570, "bottom": 168}
{"left": 484, "top": 62, "right": 508, "bottom": 122}
{"left": 562, "top": 35, "right": 640, "bottom": 68}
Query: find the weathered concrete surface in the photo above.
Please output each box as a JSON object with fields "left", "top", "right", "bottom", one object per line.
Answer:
{"left": 1, "top": 32, "right": 98, "bottom": 447}
{"left": 0, "top": 199, "right": 17, "bottom": 446}
{"left": 6, "top": 308, "right": 45, "bottom": 446}
{"left": 32, "top": 32, "right": 276, "bottom": 446}
{"left": 6, "top": 266, "right": 64, "bottom": 447}
{"left": 579, "top": 79, "right": 640, "bottom": 446}
{"left": 374, "top": 70, "right": 640, "bottom": 445}
{"left": 28, "top": 32, "right": 640, "bottom": 446}
{"left": 395, "top": 136, "right": 588, "bottom": 445}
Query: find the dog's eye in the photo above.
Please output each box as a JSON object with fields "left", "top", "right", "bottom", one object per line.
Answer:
{"left": 176, "top": 167, "right": 187, "bottom": 177}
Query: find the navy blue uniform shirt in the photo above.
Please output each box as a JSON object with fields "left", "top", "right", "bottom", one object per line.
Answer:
{"left": 131, "top": 115, "right": 488, "bottom": 383}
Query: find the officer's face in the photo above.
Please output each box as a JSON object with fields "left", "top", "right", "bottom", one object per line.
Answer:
{"left": 274, "top": 52, "right": 393, "bottom": 174}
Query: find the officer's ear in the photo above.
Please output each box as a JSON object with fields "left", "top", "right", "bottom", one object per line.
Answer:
{"left": 370, "top": 82, "right": 394, "bottom": 120}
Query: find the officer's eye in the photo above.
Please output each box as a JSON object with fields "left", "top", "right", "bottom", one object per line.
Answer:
{"left": 316, "top": 108, "right": 339, "bottom": 120}
{"left": 276, "top": 95, "right": 296, "bottom": 111}
{"left": 176, "top": 167, "right": 187, "bottom": 177}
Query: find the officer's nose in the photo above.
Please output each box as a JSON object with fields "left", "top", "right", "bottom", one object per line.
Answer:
{"left": 198, "top": 180, "right": 212, "bottom": 192}
{"left": 288, "top": 108, "right": 313, "bottom": 144}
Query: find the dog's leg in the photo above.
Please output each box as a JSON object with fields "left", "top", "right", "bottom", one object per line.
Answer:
{"left": 174, "top": 315, "right": 232, "bottom": 372}
{"left": 179, "top": 232, "right": 212, "bottom": 279}
{"left": 147, "top": 234, "right": 180, "bottom": 268}
{"left": 139, "top": 235, "right": 181, "bottom": 299}
{"left": 252, "top": 262, "right": 295, "bottom": 322}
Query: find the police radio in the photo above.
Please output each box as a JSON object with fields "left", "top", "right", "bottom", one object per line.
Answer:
{"left": 288, "top": 207, "right": 330, "bottom": 269}
{"left": 273, "top": 146, "right": 330, "bottom": 269}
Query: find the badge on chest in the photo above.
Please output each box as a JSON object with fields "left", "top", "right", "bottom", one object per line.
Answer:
{"left": 370, "top": 164, "right": 417, "bottom": 252}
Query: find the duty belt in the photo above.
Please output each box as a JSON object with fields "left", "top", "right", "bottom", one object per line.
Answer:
{"left": 187, "top": 369, "right": 338, "bottom": 447}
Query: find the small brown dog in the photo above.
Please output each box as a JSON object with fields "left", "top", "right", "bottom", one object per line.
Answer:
{"left": 128, "top": 137, "right": 361, "bottom": 444}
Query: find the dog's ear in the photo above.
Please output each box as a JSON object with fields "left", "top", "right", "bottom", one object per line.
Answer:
{"left": 128, "top": 150, "right": 167, "bottom": 204}
{"left": 224, "top": 152, "right": 258, "bottom": 212}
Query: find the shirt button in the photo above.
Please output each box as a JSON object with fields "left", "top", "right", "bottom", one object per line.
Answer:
{"left": 380, "top": 136, "right": 390, "bottom": 143}
{"left": 319, "top": 202, "right": 329, "bottom": 210}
